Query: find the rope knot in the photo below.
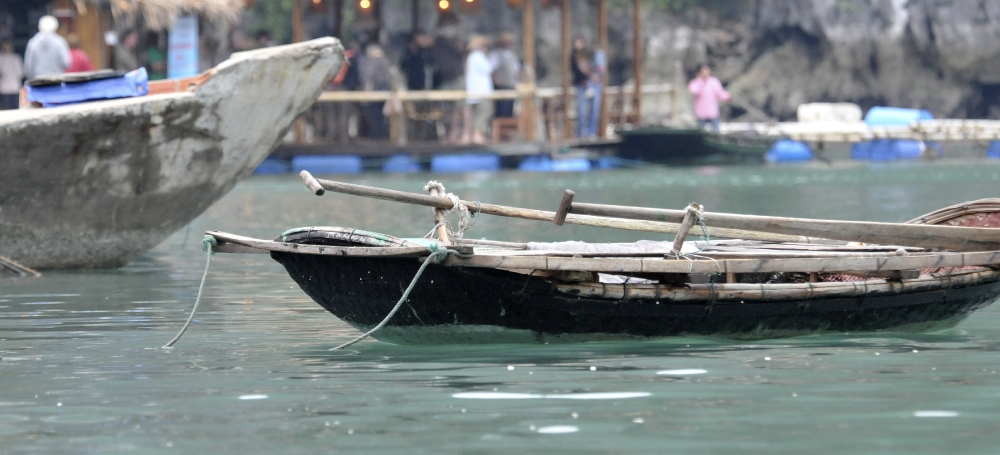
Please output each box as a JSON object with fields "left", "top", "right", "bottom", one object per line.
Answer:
{"left": 202, "top": 235, "right": 218, "bottom": 254}
{"left": 422, "top": 181, "right": 480, "bottom": 241}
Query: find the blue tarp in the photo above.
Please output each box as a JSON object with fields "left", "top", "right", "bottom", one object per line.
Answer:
{"left": 25, "top": 68, "right": 149, "bottom": 107}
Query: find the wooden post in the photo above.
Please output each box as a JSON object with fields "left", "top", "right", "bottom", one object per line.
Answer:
{"left": 554, "top": 190, "right": 575, "bottom": 226}
{"left": 292, "top": 0, "right": 305, "bottom": 143}
{"left": 332, "top": 0, "right": 344, "bottom": 38}
{"left": 426, "top": 185, "right": 451, "bottom": 244}
{"left": 632, "top": 0, "right": 642, "bottom": 126}
{"left": 561, "top": 0, "right": 572, "bottom": 139}
{"left": 292, "top": 0, "right": 304, "bottom": 43}
{"left": 671, "top": 60, "right": 681, "bottom": 124}
{"left": 597, "top": 0, "right": 608, "bottom": 138}
{"left": 520, "top": 0, "right": 537, "bottom": 142}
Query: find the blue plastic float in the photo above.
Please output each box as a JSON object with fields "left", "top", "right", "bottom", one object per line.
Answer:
{"left": 852, "top": 107, "right": 937, "bottom": 161}
{"left": 292, "top": 155, "right": 363, "bottom": 174}
{"left": 430, "top": 153, "right": 500, "bottom": 173}
{"left": 253, "top": 158, "right": 291, "bottom": 175}
{"left": 382, "top": 154, "right": 422, "bottom": 173}
{"left": 765, "top": 140, "right": 813, "bottom": 163}
{"left": 518, "top": 156, "right": 591, "bottom": 172}
{"left": 988, "top": 141, "right": 1000, "bottom": 159}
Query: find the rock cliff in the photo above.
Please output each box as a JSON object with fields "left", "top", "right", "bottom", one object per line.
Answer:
{"left": 374, "top": 0, "right": 1000, "bottom": 122}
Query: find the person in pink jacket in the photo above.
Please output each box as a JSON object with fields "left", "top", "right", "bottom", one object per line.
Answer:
{"left": 688, "top": 64, "right": 730, "bottom": 132}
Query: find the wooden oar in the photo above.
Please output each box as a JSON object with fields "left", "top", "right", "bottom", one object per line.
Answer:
{"left": 297, "top": 171, "right": 828, "bottom": 243}
{"left": 567, "top": 201, "right": 1000, "bottom": 252}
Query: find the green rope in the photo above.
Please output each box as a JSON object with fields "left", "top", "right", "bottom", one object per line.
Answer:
{"left": 330, "top": 247, "right": 470, "bottom": 350}
{"left": 162, "top": 235, "right": 217, "bottom": 348}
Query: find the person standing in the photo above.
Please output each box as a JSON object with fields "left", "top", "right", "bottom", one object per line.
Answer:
{"left": 570, "top": 37, "right": 602, "bottom": 139}
{"left": 114, "top": 30, "right": 139, "bottom": 72}
{"left": 143, "top": 32, "right": 166, "bottom": 80}
{"left": 464, "top": 35, "right": 494, "bottom": 144}
{"left": 358, "top": 44, "right": 392, "bottom": 139}
{"left": 65, "top": 34, "right": 94, "bottom": 73}
{"left": 23, "top": 15, "right": 70, "bottom": 80}
{"left": 688, "top": 64, "right": 730, "bottom": 132}
{"left": 0, "top": 40, "right": 24, "bottom": 110}
{"left": 490, "top": 32, "right": 520, "bottom": 118}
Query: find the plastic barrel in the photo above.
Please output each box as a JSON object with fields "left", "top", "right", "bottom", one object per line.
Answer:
{"left": 765, "top": 140, "right": 813, "bottom": 163}
{"left": 430, "top": 154, "right": 500, "bottom": 173}
{"left": 253, "top": 158, "right": 291, "bottom": 174}
{"left": 518, "top": 155, "right": 553, "bottom": 172}
{"left": 551, "top": 158, "right": 592, "bottom": 172}
{"left": 864, "top": 106, "right": 934, "bottom": 126}
{"left": 292, "top": 155, "right": 363, "bottom": 175}
{"left": 382, "top": 154, "right": 421, "bottom": 173}
{"left": 988, "top": 141, "right": 1000, "bottom": 159}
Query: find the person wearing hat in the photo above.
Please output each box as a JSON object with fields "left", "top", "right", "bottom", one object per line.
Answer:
{"left": 490, "top": 32, "right": 520, "bottom": 118}
{"left": 23, "top": 15, "right": 70, "bottom": 80}
{"left": 464, "top": 35, "right": 495, "bottom": 144}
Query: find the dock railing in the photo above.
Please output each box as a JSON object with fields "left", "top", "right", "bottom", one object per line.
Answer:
{"left": 294, "top": 83, "right": 676, "bottom": 146}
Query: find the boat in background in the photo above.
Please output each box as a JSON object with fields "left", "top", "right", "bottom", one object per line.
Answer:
{"left": 0, "top": 38, "right": 344, "bottom": 269}
{"left": 616, "top": 126, "right": 776, "bottom": 165}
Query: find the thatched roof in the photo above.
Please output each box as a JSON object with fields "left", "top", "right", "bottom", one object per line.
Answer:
{"left": 86, "top": 0, "right": 245, "bottom": 30}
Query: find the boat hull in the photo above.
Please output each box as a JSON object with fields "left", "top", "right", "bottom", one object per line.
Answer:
{"left": 272, "top": 252, "right": 1000, "bottom": 343}
{"left": 616, "top": 127, "right": 774, "bottom": 165}
{"left": 0, "top": 38, "right": 343, "bottom": 269}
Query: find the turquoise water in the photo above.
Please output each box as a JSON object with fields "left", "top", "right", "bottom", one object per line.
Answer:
{"left": 4, "top": 161, "right": 1000, "bottom": 453}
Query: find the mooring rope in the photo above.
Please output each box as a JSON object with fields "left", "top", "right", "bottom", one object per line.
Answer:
{"left": 422, "top": 181, "right": 480, "bottom": 240}
{"left": 162, "top": 235, "right": 217, "bottom": 349}
{"left": 330, "top": 246, "right": 471, "bottom": 350}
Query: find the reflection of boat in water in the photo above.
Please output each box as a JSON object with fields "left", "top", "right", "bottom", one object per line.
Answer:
{"left": 0, "top": 38, "right": 343, "bottom": 269}
{"left": 616, "top": 126, "right": 777, "bottom": 165}
{"left": 209, "top": 176, "right": 1000, "bottom": 344}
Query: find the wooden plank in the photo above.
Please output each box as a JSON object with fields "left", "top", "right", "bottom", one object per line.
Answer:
{"left": 569, "top": 202, "right": 1000, "bottom": 251}
{"left": 208, "top": 231, "right": 435, "bottom": 257}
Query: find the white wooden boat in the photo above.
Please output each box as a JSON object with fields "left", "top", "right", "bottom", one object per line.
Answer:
{"left": 0, "top": 38, "right": 343, "bottom": 269}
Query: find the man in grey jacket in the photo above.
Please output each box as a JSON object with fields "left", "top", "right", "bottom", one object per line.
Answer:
{"left": 24, "top": 16, "right": 70, "bottom": 80}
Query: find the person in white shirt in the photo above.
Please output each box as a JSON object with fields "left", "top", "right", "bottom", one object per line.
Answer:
{"left": 0, "top": 40, "right": 24, "bottom": 110}
{"left": 464, "top": 35, "right": 494, "bottom": 144}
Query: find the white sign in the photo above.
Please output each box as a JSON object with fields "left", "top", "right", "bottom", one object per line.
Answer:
{"left": 167, "top": 15, "right": 199, "bottom": 78}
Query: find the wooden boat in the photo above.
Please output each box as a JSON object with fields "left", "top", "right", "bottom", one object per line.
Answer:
{"left": 616, "top": 126, "right": 776, "bottom": 165}
{"left": 0, "top": 38, "right": 343, "bottom": 269}
{"left": 209, "top": 174, "right": 1000, "bottom": 343}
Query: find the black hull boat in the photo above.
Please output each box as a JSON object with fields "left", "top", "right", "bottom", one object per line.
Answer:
{"left": 207, "top": 174, "right": 1000, "bottom": 344}
{"left": 270, "top": 244, "right": 1000, "bottom": 343}
{"left": 616, "top": 127, "right": 775, "bottom": 165}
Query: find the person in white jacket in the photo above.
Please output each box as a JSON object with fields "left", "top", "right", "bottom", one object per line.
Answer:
{"left": 23, "top": 16, "right": 70, "bottom": 80}
{"left": 464, "top": 35, "right": 495, "bottom": 144}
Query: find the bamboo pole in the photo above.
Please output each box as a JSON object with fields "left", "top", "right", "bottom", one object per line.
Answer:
{"left": 298, "top": 172, "right": 828, "bottom": 243}
{"left": 568, "top": 201, "right": 1000, "bottom": 251}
